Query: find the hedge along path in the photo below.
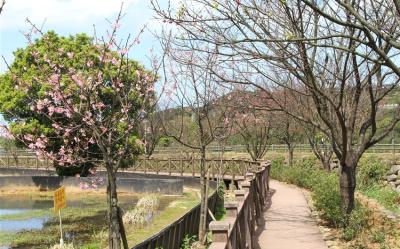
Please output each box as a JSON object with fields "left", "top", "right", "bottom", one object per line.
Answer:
{"left": 253, "top": 180, "right": 328, "bottom": 249}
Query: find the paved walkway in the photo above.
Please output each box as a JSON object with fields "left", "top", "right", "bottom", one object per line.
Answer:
{"left": 252, "top": 180, "right": 328, "bottom": 249}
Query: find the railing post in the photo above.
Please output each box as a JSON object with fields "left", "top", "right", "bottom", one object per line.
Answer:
{"left": 234, "top": 190, "right": 246, "bottom": 202}
{"left": 191, "top": 159, "right": 195, "bottom": 177}
{"left": 239, "top": 180, "right": 255, "bottom": 233}
{"left": 209, "top": 221, "right": 230, "bottom": 243}
{"left": 240, "top": 181, "right": 251, "bottom": 192}
{"left": 225, "top": 201, "right": 239, "bottom": 218}
{"left": 168, "top": 158, "right": 171, "bottom": 175}
{"left": 245, "top": 172, "right": 254, "bottom": 181}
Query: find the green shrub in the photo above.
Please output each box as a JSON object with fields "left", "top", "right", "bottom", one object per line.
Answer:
{"left": 372, "top": 230, "right": 386, "bottom": 243}
{"left": 180, "top": 235, "right": 197, "bottom": 249}
{"left": 159, "top": 136, "right": 172, "bottom": 147}
{"left": 215, "top": 182, "right": 226, "bottom": 221}
{"left": 298, "top": 156, "right": 318, "bottom": 169}
{"left": 270, "top": 157, "right": 286, "bottom": 178}
{"left": 342, "top": 206, "right": 370, "bottom": 241}
{"left": 312, "top": 173, "right": 344, "bottom": 227}
{"left": 357, "top": 155, "right": 388, "bottom": 187}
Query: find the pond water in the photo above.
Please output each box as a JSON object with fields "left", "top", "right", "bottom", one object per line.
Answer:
{"left": 0, "top": 194, "right": 142, "bottom": 248}
{"left": 0, "top": 193, "right": 174, "bottom": 249}
{"left": 0, "top": 217, "right": 49, "bottom": 232}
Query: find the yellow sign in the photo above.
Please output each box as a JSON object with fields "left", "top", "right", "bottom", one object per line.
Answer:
{"left": 54, "top": 186, "right": 66, "bottom": 211}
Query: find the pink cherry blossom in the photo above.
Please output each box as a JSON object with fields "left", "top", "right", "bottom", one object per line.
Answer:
{"left": 72, "top": 74, "right": 84, "bottom": 87}
{"left": 119, "top": 48, "right": 128, "bottom": 55}
{"left": 24, "top": 134, "right": 34, "bottom": 141}
{"left": 35, "top": 139, "right": 46, "bottom": 149}
{"left": 111, "top": 57, "right": 119, "bottom": 65}
{"left": 112, "top": 22, "right": 121, "bottom": 29}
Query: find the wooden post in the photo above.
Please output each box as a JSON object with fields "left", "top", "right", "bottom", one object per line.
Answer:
{"left": 245, "top": 172, "right": 254, "bottom": 181}
{"left": 234, "top": 190, "right": 246, "bottom": 202}
{"left": 240, "top": 181, "right": 251, "bottom": 193}
{"left": 168, "top": 158, "right": 171, "bottom": 176}
{"left": 209, "top": 221, "right": 230, "bottom": 243}
{"left": 224, "top": 201, "right": 239, "bottom": 218}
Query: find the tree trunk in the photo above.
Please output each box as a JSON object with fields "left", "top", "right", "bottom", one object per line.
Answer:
{"left": 288, "top": 145, "right": 294, "bottom": 166}
{"left": 339, "top": 163, "right": 356, "bottom": 214}
{"left": 322, "top": 158, "right": 331, "bottom": 172}
{"left": 198, "top": 146, "right": 208, "bottom": 244}
{"left": 106, "top": 165, "right": 127, "bottom": 249}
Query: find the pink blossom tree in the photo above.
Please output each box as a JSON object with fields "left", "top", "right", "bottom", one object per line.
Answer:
{"left": 3, "top": 14, "right": 156, "bottom": 249}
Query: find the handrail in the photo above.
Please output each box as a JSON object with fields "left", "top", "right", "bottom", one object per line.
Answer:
{"left": 208, "top": 161, "right": 271, "bottom": 249}
{"left": 128, "top": 158, "right": 261, "bottom": 181}
{"left": 0, "top": 155, "right": 260, "bottom": 177}
{"left": 130, "top": 160, "right": 269, "bottom": 249}
{"left": 131, "top": 186, "right": 219, "bottom": 249}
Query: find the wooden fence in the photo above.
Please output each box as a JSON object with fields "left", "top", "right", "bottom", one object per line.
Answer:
{"left": 0, "top": 153, "right": 261, "bottom": 181}
{"left": 209, "top": 161, "right": 271, "bottom": 249}
{"left": 131, "top": 187, "right": 218, "bottom": 249}
{"left": 0, "top": 149, "right": 51, "bottom": 168}
{"left": 130, "top": 158, "right": 260, "bottom": 180}
{"left": 131, "top": 160, "right": 270, "bottom": 249}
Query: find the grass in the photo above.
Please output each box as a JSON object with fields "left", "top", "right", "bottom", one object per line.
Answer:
{"left": 126, "top": 190, "right": 200, "bottom": 247}
{"left": 0, "top": 231, "right": 17, "bottom": 246}
{"left": 360, "top": 184, "right": 400, "bottom": 214}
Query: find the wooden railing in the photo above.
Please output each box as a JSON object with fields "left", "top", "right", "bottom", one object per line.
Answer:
{"left": 131, "top": 187, "right": 219, "bottom": 249}
{"left": 130, "top": 158, "right": 261, "bottom": 180}
{"left": 130, "top": 160, "right": 270, "bottom": 249}
{"left": 0, "top": 149, "right": 51, "bottom": 168}
{"left": 208, "top": 161, "right": 271, "bottom": 249}
{"left": 0, "top": 153, "right": 260, "bottom": 180}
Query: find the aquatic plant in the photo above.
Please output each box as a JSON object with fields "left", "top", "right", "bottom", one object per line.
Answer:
{"left": 49, "top": 243, "right": 75, "bottom": 249}
{"left": 123, "top": 194, "right": 160, "bottom": 227}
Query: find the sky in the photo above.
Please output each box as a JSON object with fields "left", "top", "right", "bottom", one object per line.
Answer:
{"left": 0, "top": 0, "right": 171, "bottom": 72}
{"left": 0, "top": 0, "right": 176, "bottom": 127}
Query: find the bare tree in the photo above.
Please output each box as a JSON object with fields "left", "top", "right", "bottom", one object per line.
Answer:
{"left": 152, "top": 0, "right": 400, "bottom": 214}
{"left": 159, "top": 46, "right": 230, "bottom": 243}
{"left": 139, "top": 110, "right": 163, "bottom": 158}
{"left": 231, "top": 92, "right": 271, "bottom": 161}
{"left": 236, "top": 112, "right": 271, "bottom": 161}
{"left": 304, "top": 125, "right": 334, "bottom": 171}
{"left": 0, "top": 0, "right": 5, "bottom": 15}
{"left": 271, "top": 112, "right": 302, "bottom": 167}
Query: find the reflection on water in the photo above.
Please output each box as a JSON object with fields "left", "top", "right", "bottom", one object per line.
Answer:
{"left": 0, "top": 209, "right": 26, "bottom": 216}
{"left": 0, "top": 216, "right": 49, "bottom": 232}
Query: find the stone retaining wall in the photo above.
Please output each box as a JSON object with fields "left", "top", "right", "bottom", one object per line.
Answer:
{"left": 0, "top": 167, "right": 211, "bottom": 189}
{"left": 385, "top": 165, "right": 400, "bottom": 192}
{"left": 0, "top": 176, "right": 183, "bottom": 195}
{"left": 0, "top": 166, "right": 188, "bottom": 195}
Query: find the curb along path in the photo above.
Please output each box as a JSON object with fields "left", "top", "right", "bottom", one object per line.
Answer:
{"left": 253, "top": 180, "right": 328, "bottom": 249}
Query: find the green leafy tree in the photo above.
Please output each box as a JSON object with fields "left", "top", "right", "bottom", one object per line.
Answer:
{"left": 0, "top": 31, "right": 152, "bottom": 176}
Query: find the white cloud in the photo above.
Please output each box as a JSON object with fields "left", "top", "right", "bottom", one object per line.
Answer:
{"left": 0, "top": 0, "right": 140, "bottom": 31}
